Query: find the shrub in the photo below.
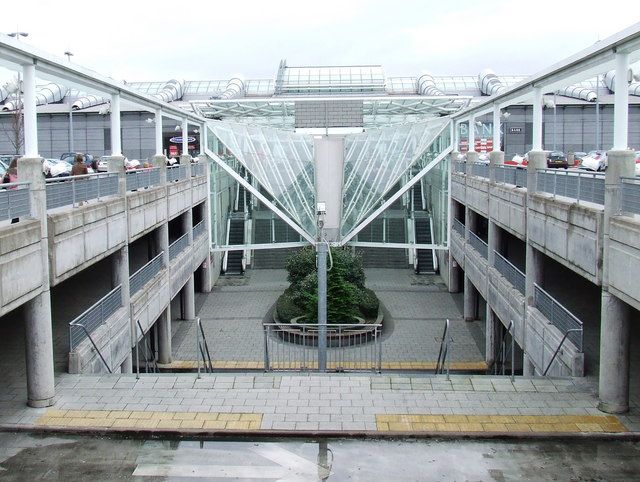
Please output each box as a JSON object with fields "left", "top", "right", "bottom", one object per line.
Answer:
{"left": 357, "top": 287, "right": 379, "bottom": 319}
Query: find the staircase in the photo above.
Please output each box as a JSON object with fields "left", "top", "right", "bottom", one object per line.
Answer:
{"left": 356, "top": 216, "right": 408, "bottom": 268}
{"left": 225, "top": 216, "right": 245, "bottom": 275}
{"left": 412, "top": 183, "right": 436, "bottom": 274}
{"left": 251, "top": 217, "right": 302, "bottom": 269}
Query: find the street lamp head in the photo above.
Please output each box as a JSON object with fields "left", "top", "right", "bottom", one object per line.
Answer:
{"left": 7, "top": 32, "right": 28, "bottom": 39}
{"left": 64, "top": 51, "right": 73, "bottom": 62}
{"left": 145, "top": 118, "right": 154, "bottom": 124}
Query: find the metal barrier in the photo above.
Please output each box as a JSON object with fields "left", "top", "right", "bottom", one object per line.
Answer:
{"left": 620, "top": 177, "right": 640, "bottom": 215}
{"left": 192, "top": 220, "right": 206, "bottom": 240}
{"left": 68, "top": 285, "right": 122, "bottom": 350}
{"left": 452, "top": 218, "right": 465, "bottom": 238}
{"left": 45, "top": 173, "right": 119, "bottom": 209}
{"left": 453, "top": 160, "right": 466, "bottom": 173}
{"left": 492, "top": 320, "right": 515, "bottom": 380}
{"left": 434, "top": 319, "right": 451, "bottom": 379}
{"left": 169, "top": 232, "right": 190, "bottom": 261}
{"left": 192, "top": 162, "right": 206, "bottom": 177}
{"left": 125, "top": 167, "right": 160, "bottom": 191}
{"left": 534, "top": 283, "right": 583, "bottom": 351}
{"left": 468, "top": 230, "right": 488, "bottom": 259}
{"left": 196, "top": 318, "right": 214, "bottom": 376}
{"left": 536, "top": 169, "right": 605, "bottom": 205}
{"left": 492, "top": 165, "right": 527, "bottom": 187}
{"left": 0, "top": 182, "right": 30, "bottom": 221}
{"left": 135, "top": 320, "right": 157, "bottom": 376}
{"left": 493, "top": 251, "right": 525, "bottom": 294}
{"left": 263, "top": 323, "right": 382, "bottom": 372}
{"left": 470, "top": 162, "right": 489, "bottom": 179}
{"left": 166, "top": 164, "right": 188, "bottom": 182}
{"left": 129, "top": 252, "right": 164, "bottom": 296}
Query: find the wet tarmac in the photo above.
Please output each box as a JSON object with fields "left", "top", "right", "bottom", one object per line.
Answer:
{"left": 0, "top": 431, "right": 639, "bottom": 481}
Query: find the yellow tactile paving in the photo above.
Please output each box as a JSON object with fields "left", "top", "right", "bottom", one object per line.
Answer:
{"left": 376, "top": 414, "right": 627, "bottom": 433}
{"left": 36, "top": 409, "right": 263, "bottom": 431}
{"left": 161, "top": 360, "right": 488, "bottom": 371}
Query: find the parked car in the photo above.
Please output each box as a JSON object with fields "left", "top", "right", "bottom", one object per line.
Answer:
{"left": 581, "top": 150, "right": 608, "bottom": 171}
{"left": 635, "top": 151, "right": 640, "bottom": 177}
{"left": 96, "top": 156, "right": 110, "bottom": 172}
{"left": 572, "top": 151, "right": 587, "bottom": 166}
{"left": 42, "top": 158, "right": 71, "bottom": 178}
{"left": 546, "top": 151, "right": 568, "bottom": 169}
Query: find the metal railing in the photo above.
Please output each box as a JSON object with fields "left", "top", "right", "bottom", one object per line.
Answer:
{"left": 492, "top": 165, "right": 527, "bottom": 187}
{"left": 536, "top": 169, "right": 605, "bottom": 205}
{"left": 0, "top": 182, "right": 30, "bottom": 221}
{"left": 543, "top": 328, "right": 584, "bottom": 376}
{"left": 435, "top": 319, "right": 451, "bottom": 378}
{"left": 125, "top": 167, "right": 160, "bottom": 191}
{"left": 169, "top": 232, "right": 190, "bottom": 261}
{"left": 129, "top": 252, "right": 164, "bottom": 296}
{"left": 492, "top": 320, "right": 515, "bottom": 380}
{"left": 263, "top": 323, "right": 382, "bottom": 372}
{"left": 135, "top": 320, "right": 157, "bottom": 376}
{"left": 68, "top": 285, "right": 122, "bottom": 351}
{"left": 45, "top": 172, "right": 119, "bottom": 209}
{"left": 452, "top": 218, "right": 465, "bottom": 238}
{"left": 193, "top": 219, "right": 206, "bottom": 240}
{"left": 493, "top": 251, "right": 526, "bottom": 294}
{"left": 534, "top": 283, "right": 584, "bottom": 351}
{"left": 468, "top": 230, "right": 488, "bottom": 259}
{"left": 192, "top": 162, "right": 206, "bottom": 177}
{"left": 620, "top": 177, "right": 640, "bottom": 215}
{"left": 196, "top": 318, "right": 214, "bottom": 376}
{"left": 166, "top": 164, "right": 188, "bottom": 182}
{"left": 453, "top": 160, "right": 466, "bottom": 173}
{"left": 471, "top": 162, "right": 489, "bottom": 179}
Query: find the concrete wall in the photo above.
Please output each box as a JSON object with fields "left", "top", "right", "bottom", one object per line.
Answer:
{"left": 48, "top": 198, "right": 126, "bottom": 286}
{"left": 528, "top": 193, "right": 603, "bottom": 285}
{"left": 127, "top": 187, "right": 167, "bottom": 242}
{"left": 131, "top": 268, "right": 169, "bottom": 338}
{"left": 489, "top": 184, "right": 527, "bottom": 240}
{"left": 608, "top": 216, "right": 640, "bottom": 312}
{"left": 0, "top": 220, "right": 43, "bottom": 316}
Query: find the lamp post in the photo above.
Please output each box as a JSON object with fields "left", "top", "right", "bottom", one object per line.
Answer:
{"left": 65, "top": 51, "right": 74, "bottom": 153}
{"left": 7, "top": 31, "right": 28, "bottom": 40}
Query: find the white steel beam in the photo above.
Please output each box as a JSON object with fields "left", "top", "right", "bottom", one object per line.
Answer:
{"left": 110, "top": 93, "right": 122, "bottom": 156}
{"left": 492, "top": 104, "right": 501, "bottom": 151}
{"left": 346, "top": 241, "right": 449, "bottom": 250}
{"left": 532, "top": 87, "right": 543, "bottom": 151}
{"left": 23, "top": 63, "right": 38, "bottom": 158}
{"left": 211, "top": 241, "right": 310, "bottom": 252}
{"left": 613, "top": 51, "right": 630, "bottom": 150}
{"left": 155, "top": 109, "right": 163, "bottom": 156}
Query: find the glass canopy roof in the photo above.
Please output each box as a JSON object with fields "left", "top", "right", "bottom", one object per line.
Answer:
{"left": 206, "top": 122, "right": 317, "bottom": 234}
{"left": 341, "top": 118, "right": 450, "bottom": 235}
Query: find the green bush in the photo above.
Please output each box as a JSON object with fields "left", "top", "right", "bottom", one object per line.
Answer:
{"left": 279, "top": 246, "right": 378, "bottom": 323}
{"left": 357, "top": 287, "right": 379, "bottom": 319}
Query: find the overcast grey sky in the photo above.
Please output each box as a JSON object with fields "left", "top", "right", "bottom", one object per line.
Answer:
{"left": 1, "top": 0, "right": 637, "bottom": 82}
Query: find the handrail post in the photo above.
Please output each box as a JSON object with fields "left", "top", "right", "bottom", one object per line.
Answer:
{"left": 263, "top": 325, "right": 270, "bottom": 372}
{"left": 196, "top": 318, "right": 201, "bottom": 379}
{"left": 135, "top": 322, "right": 140, "bottom": 379}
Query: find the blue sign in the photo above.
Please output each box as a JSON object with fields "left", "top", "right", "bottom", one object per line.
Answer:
{"left": 169, "top": 136, "right": 196, "bottom": 143}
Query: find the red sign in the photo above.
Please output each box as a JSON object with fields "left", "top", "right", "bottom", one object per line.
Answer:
{"left": 458, "top": 139, "right": 493, "bottom": 153}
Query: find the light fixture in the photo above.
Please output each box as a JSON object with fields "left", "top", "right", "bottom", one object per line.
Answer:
{"left": 7, "top": 32, "right": 28, "bottom": 40}
{"left": 193, "top": 128, "right": 199, "bottom": 134}
{"left": 501, "top": 112, "right": 511, "bottom": 119}
{"left": 475, "top": 120, "right": 482, "bottom": 126}
{"left": 98, "top": 104, "right": 111, "bottom": 115}
{"left": 64, "top": 50, "right": 73, "bottom": 62}
{"left": 145, "top": 118, "right": 154, "bottom": 124}
{"left": 174, "top": 125, "right": 181, "bottom": 131}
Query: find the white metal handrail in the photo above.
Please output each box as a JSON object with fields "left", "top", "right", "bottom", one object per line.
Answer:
{"left": 536, "top": 169, "right": 605, "bottom": 205}
{"left": 534, "top": 283, "right": 583, "bottom": 351}
{"left": 45, "top": 172, "right": 119, "bottom": 209}
{"left": 0, "top": 181, "right": 30, "bottom": 220}
{"left": 129, "top": 252, "right": 164, "bottom": 296}
{"left": 620, "top": 176, "right": 640, "bottom": 215}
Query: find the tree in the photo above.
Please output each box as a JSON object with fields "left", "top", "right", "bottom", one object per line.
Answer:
{"left": 0, "top": 76, "right": 24, "bottom": 155}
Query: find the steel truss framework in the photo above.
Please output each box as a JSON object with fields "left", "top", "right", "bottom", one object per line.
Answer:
{"left": 207, "top": 119, "right": 453, "bottom": 249}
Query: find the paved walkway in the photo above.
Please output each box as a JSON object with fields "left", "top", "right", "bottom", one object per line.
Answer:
{"left": 170, "top": 268, "right": 484, "bottom": 368}
{"left": 0, "top": 373, "right": 637, "bottom": 435}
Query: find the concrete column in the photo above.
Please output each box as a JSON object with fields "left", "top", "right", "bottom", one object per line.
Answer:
{"left": 523, "top": 353, "right": 536, "bottom": 376}
{"left": 110, "top": 93, "right": 122, "bottom": 156}
{"left": 465, "top": 150, "right": 478, "bottom": 176}
{"left": 489, "top": 150, "right": 504, "bottom": 184}
{"left": 598, "top": 292, "right": 630, "bottom": 413}
{"left": 22, "top": 64, "right": 38, "bottom": 158}
{"left": 155, "top": 109, "right": 163, "bottom": 156}
{"left": 525, "top": 150, "right": 546, "bottom": 306}
{"left": 156, "top": 307, "right": 172, "bottom": 364}
{"left": 19, "top": 157, "right": 54, "bottom": 407}
{"left": 120, "top": 355, "right": 133, "bottom": 374}
{"left": 202, "top": 160, "right": 213, "bottom": 293}
{"left": 107, "top": 155, "right": 127, "bottom": 195}
{"left": 613, "top": 51, "right": 629, "bottom": 150}
{"left": 532, "top": 87, "right": 543, "bottom": 151}
{"left": 492, "top": 104, "right": 501, "bottom": 152}
{"left": 182, "top": 119, "right": 189, "bottom": 156}
{"left": 485, "top": 308, "right": 499, "bottom": 370}
{"left": 449, "top": 260, "right": 461, "bottom": 293}
{"left": 183, "top": 275, "right": 196, "bottom": 320}
{"left": 598, "top": 149, "right": 634, "bottom": 413}
{"left": 463, "top": 276, "right": 476, "bottom": 321}
{"left": 487, "top": 220, "right": 500, "bottom": 269}
{"left": 180, "top": 154, "right": 193, "bottom": 181}
{"left": 111, "top": 245, "right": 132, "bottom": 373}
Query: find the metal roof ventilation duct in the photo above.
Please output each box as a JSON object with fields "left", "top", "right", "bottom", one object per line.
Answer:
{"left": 2, "top": 82, "right": 67, "bottom": 111}
{"left": 153, "top": 79, "right": 184, "bottom": 103}
{"left": 555, "top": 85, "right": 597, "bottom": 102}
{"left": 416, "top": 72, "right": 444, "bottom": 96}
{"left": 478, "top": 68, "right": 506, "bottom": 96}
{"left": 218, "top": 77, "right": 245, "bottom": 100}
{"left": 73, "top": 94, "right": 108, "bottom": 110}
{"left": 604, "top": 70, "right": 640, "bottom": 97}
